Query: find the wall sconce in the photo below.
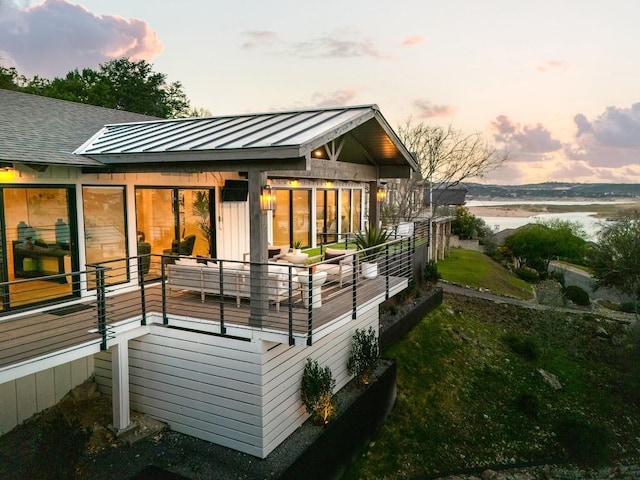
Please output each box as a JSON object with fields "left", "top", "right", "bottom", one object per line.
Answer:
{"left": 376, "top": 185, "right": 387, "bottom": 202}
{"left": 260, "top": 185, "right": 276, "bottom": 211}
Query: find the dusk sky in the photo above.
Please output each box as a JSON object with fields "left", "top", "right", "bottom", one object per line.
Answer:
{"left": 1, "top": 0, "right": 639, "bottom": 185}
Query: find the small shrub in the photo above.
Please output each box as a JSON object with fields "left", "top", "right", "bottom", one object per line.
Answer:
{"left": 564, "top": 285, "right": 590, "bottom": 306}
{"left": 515, "top": 393, "right": 540, "bottom": 418}
{"left": 555, "top": 416, "right": 611, "bottom": 465}
{"left": 301, "top": 358, "right": 336, "bottom": 425}
{"left": 423, "top": 260, "right": 441, "bottom": 285}
{"left": 37, "top": 412, "right": 91, "bottom": 479}
{"left": 347, "top": 327, "right": 379, "bottom": 385}
{"left": 548, "top": 270, "right": 566, "bottom": 288}
{"left": 503, "top": 333, "right": 539, "bottom": 361}
{"left": 514, "top": 267, "right": 539, "bottom": 283}
{"left": 620, "top": 301, "right": 639, "bottom": 314}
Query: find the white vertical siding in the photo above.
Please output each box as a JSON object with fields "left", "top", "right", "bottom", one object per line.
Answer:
{"left": 94, "top": 304, "right": 379, "bottom": 458}
{"left": 216, "top": 200, "right": 250, "bottom": 261}
{"left": 0, "top": 357, "right": 94, "bottom": 434}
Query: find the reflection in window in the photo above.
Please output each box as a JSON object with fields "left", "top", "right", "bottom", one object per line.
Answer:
{"left": 83, "top": 186, "right": 128, "bottom": 285}
{"left": 3, "top": 187, "right": 73, "bottom": 307}
{"left": 273, "top": 189, "right": 311, "bottom": 248}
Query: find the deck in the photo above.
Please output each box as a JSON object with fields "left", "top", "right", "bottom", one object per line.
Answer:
{"left": 0, "top": 274, "right": 407, "bottom": 377}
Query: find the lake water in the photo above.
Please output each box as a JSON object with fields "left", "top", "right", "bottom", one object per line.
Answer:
{"left": 466, "top": 200, "right": 617, "bottom": 241}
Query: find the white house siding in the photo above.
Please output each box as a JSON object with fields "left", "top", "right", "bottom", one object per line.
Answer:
{"left": 260, "top": 304, "right": 378, "bottom": 456}
{"left": 94, "top": 303, "right": 379, "bottom": 458}
{"left": 216, "top": 199, "right": 250, "bottom": 261}
{"left": 0, "top": 356, "right": 94, "bottom": 434}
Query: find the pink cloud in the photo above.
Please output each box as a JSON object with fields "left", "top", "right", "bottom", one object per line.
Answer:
{"left": 413, "top": 99, "right": 455, "bottom": 118}
{"left": 0, "top": 0, "right": 162, "bottom": 78}
{"left": 309, "top": 88, "right": 361, "bottom": 108}
{"left": 536, "top": 60, "right": 566, "bottom": 73}
{"left": 401, "top": 35, "right": 425, "bottom": 47}
{"left": 241, "top": 30, "right": 278, "bottom": 49}
{"left": 492, "top": 115, "right": 562, "bottom": 156}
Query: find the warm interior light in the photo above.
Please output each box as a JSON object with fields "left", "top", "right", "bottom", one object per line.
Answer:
{"left": 376, "top": 185, "right": 387, "bottom": 202}
{"left": 260, "top": 185, "right": 276, "bottom": 211}
{"left": 290, "top": 179, "right": 299, "bottom": 187}
{"left": 324, "top": 181, "right": 333, "bottom": 188}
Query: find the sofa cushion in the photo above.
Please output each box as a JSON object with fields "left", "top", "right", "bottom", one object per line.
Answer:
{"left": 175, "top": 257, "right": 199, "bottom": 266}
{"left": 324, "top": 248, "right": 356, "bottom": 265}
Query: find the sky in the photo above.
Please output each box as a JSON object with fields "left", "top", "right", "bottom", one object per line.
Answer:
{"left": 1, "top": 0, "right": 639, "bottom": 185}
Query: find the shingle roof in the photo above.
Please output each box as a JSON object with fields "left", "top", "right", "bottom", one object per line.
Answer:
{"left": 74, "top": 105, "right": 418, "bottom": 171}
{"left": 0, "top": 89, "right": 158, "bottom": 167}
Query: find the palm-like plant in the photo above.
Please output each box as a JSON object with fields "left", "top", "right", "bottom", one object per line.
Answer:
{"left": 354, "top": 226, "right": 391, "bottom": 262}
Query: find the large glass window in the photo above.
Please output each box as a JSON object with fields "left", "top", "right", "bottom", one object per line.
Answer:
{"left": 83, "top": 186, "right": 127, "bottom": 284}
{"left": 353, "top": 189, "right": 362, "bottom": 232}
{"left": 135, "top": 188, "right": 213, "bottom": 264}
{"left": 316, "top": 189, "right": 338, "bottom": 245}
{"left": 273, "top": 189, "right": 311, "bottom": 248}
{"left": 2, "top": 187, "right": 76, "bottom": 308}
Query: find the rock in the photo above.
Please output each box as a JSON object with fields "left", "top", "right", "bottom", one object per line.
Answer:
{"left": 538, "top": 368, "right": 562, "bottom": 390}
{"left": 481, "top": 469, "right": 497, "bottom": 480}
{"left": 596, "top": 326, "right": 610, "bottom": 338}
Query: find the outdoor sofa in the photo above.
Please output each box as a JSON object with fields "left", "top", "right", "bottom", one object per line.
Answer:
{"left": 166, "top": 258, "right": 298, "bottom": 311}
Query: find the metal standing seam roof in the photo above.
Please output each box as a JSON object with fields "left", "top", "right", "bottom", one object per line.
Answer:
{"left": 75, "top": 104, "right": 418, "bottom": 170}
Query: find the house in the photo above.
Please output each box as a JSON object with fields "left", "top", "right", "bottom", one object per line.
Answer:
{"left": 424, "top": 187, "right": 468, "bottom": 260}
{"left": 0, "top": 89, "right": 420, "bottom": 458}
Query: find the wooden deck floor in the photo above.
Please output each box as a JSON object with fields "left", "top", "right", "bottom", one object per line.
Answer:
{"left": 0, "top": 275, "right": 405, "bottom": 372}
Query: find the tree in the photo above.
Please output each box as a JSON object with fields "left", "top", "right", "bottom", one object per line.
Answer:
{"left": 19, "top": 58, "right": 192, "bottom": 118}
{"left": 503, "top": 222, "right": 586, "bottom": 275}
{"left": 386, "top": 120, "right": 507, "bottom": 223}
{"left": 590, "top": 212, "right": 640, "bottom": 307}
{"left": 452, "top": 206, "right": 491, "bottom": 240}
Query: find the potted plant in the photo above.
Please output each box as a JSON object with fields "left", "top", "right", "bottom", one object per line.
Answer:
{"left": 292, "top": 240, "right": 303, "bottom": 255}
{"left": 354, "top": 226, "right": 391, "bottom": 279}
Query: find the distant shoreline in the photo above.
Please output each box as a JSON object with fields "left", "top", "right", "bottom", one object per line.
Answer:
{"left": 467, "top": 201, "right": 640, "bottom": 219}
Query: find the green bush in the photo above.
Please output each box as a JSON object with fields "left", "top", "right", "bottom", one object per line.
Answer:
{"left": 620, "top": 301, "right": 639, "bottom": 314}
{"left": 423, "top": 260, "right": 441, "bottom": 285}
{"left": 548, "top": 270, "right": 566, "bottom": 288}
{"left": 503, "top": 333, "right": 539, "bottom": 361}
{"left": 556, "top": 416, "right": 611, "bottom": 465}
{"left": 347, "top": 327, "right": 379, "bottom": 385}
{"left": 564, "top": 285, "right": 590, "bottom": 306}
{"left": 301, "top": 358, "right": 336, "bottom": 425}
{"left": 515, "top": 393, "right": 540, "bottom": 418}
{"left": 514, "top": 267, "right": 539, "bottom": 283}
{"left": 37, "top": 413, "right": 91, "bottom": 479}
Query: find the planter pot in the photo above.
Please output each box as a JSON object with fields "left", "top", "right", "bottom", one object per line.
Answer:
{"left": 293, "top": 248, "right": 302, "bottom": 255}
{"left": 361, "top": 262, "right": 378, "bottom": 279}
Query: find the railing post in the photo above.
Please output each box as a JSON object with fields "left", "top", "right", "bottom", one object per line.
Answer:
{"left": 161, "top": 258, "right": 168, "bottom": 325}
{"left": 137, "top": 257, "right": 146, "bottom": 326}
{"left": 218, "top": 262, "right": 226, "bottom": 334}
{"left": 385, "top": 243, "right": 390, "bottom": 300}
{"left": 306, "top": 267, "right": 313, "bottom": 346}
{"left": 288, "top": 266, "right": 294, "bottom": 346}
{"left": 351, "top": 254, "right": 358, "bottom": 320}
{"left": 96, "top": 266, "right": 108, "bottom": 351}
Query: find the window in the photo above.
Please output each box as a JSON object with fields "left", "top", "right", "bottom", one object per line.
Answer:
{"left": 273, "top": 189, "right": 311, "bottom": 248}
{"left": 2, "top": 186, "right": 77, "bottom": 308}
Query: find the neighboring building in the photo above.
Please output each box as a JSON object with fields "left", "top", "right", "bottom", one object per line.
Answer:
{"left": 0, "top": 90, "right": 418, "bottom": 458}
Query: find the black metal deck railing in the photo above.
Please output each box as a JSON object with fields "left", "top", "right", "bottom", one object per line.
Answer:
{"left": 0, "top": 227, "right": 421, "bottom": 372}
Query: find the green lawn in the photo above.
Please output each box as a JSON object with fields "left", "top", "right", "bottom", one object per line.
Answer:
{"left": 437, "top": 248, "right": 534, "bottom": 300}
{"left": 344, "top": 295, "right": 640, "bottom": 478}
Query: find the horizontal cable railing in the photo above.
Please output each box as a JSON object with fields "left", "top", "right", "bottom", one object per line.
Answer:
{"left": 0, "top": 234, "right": 417, "bottom": 369}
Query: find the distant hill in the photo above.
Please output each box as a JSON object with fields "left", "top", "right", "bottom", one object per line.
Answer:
{"left": 464, "top": 182, "right": 640, "bottom": 199}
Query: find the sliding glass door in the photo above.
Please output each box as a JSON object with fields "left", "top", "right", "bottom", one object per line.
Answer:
{"left": 1, "top": 186, "right": 77, "bottom": 309}
{"left": 273, "top": 189, "right": 311, "bottom": 248}
{"left": 135, "top": 187, "right": 214, "bottom": 265}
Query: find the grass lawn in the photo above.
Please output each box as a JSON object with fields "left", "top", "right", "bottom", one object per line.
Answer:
{"left": 437, "top": 248, "right": 534, "bottom": 300}
{"left": 344, "top": 294, "right": 640, "bottom": 479}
